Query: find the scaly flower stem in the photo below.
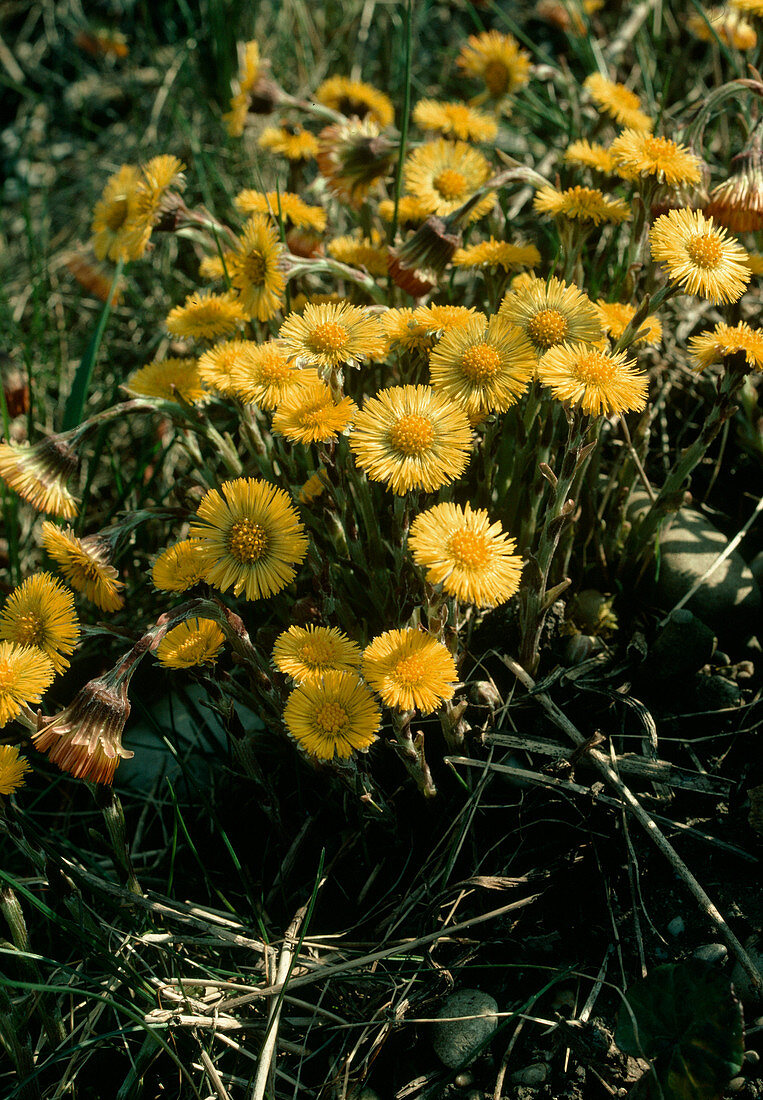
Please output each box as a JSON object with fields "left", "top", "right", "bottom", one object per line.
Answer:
{"left": 390, "top": 709, "right": 437, "bottom": 798}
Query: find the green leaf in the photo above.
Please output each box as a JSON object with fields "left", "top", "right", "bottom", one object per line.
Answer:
{"left": 615, "top": 960, "right": 744, "bottom": 1100}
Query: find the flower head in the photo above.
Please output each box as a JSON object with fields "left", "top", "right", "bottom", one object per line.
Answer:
{"left": 499, "top": 275, "right": 603, "bottom": 357}
{"left": 317, "top": 118, "right": 395, "bottom": 204}
{"left": 156, "top": 619, "right": 225, "bottom": 669}
{"left": 583, "top": 74, "right": 653, "bottom": 131}
{"left": 380, "top": 308, "right": 435, "bottom": 353}
{"left": 456, "top": 30, "right": 531, "bottom": 99}
{"left": 152, "top": 540, "right": 209, "bottom": 592}
{"left": 328, "top": 230, "right": 389, "bottom": 277}
{"left": 273, "top": 625, "right": 362, "bottom": 684}
{"left": 189, "top": 478, "right": 308, "bottom": 601}
{"left": 166, "top": 291, "right": 246, "bottom": 340}
{"left": 126, "top": 154, "right": 186, "bottom": 253}
{"left": 595, "top": 301, "right": 662, "bottom": 345}
{"left": 298, "top": 469, "right": 328, "bottom": 504}
{"left": 0, "top": 745, "right": 31, "bottom": 796}
{"left": 279, "top": 301, "right": 385, "bottom": 371}
{"left": 273, "top": 382, "right": 357, "bottom": 444}
{"left": 413, "top": 100, "right": 498, "bottom": 142}
{"left": 534, "top": 185, "right": 630, "bottom": 224}
{"left": 706, "top": 134, "right": 763, "bottom": 232}
{"left": 411, "top": 304, "right": 486, "bottom": 337}
{"left": 224, "top": 41, "right": 282, "bottom": 135}
{"left": 223, "top": 215, "right": 286, "bottom": 323}
{"left": 650, "top": 208, "right": 750, "bottom": 303}
{"left": 284, "top": 671, "right": 381, "bottom": 760}
{"left": 33, "top": 671, "right": 133, "bottom": 785}
{"left": 0, "top": 437, "right": 80, "bottom": 518}
{"left": 198, "top": 340, "right": 261, "bottom": 397}
{"left": 564, "top": 140, "right": 616, "bottom": 173}
{"left": 688, "top": 6, "right": 757, "bottom": 48}
{"left": 0, "top": 643, "right": 55, "bottom": 727}
{"left": 688, "top": 321, "right": 763, "bottom": 371}
{"left": 378, "top": 195, "right": 430, "bottom": 224}
{"left": 91, "top": 165, "right": 141, "bottom": 262}
{"left": 429, "top": 315, "right": 536, "bottom": 417}
{"left": 452, "top": 238, "right": 540, "bottom": 271}
{"left": 349, "top": 385, "right": 472, "bottom": 494}
{"left": 538, "top": 342, "right": 648, "bottom": 415}
{"left": 229, "top": 343, "right": 313, "bottom": 410}
{"left": 408, "top": 502, "right": 524, "bottom": 606}
{"left": 234, "top": 190, "right": 326, "bottom": 232}
{"left": 259, "top": 124, "right": 319, "bottom": 161}
{"left": 0, "top": 574, "right": 80, "bottom": 675}
{"left": 124, "top": 357, "right": 208, "bottom": 404}
{"left": 40, "top": 522, "right": 125, "bottom": 612}
{"left": 610, "top": 130, "right": 703, "bottom": 187}
{"left": 315, "top": 76, "right": 394, "bottom": 127}
{"left": 363, "top": 628, "right": 457, "bottom": 713}
{"left": 404, "top": 139, "right": 494, "bottom": 221}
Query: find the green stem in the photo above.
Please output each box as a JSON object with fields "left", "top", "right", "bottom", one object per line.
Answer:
{"left": 62, "top": 259, "right": 124, "bottom": 431}
{"left": 390, "top": 0, "right": 413, "bottom": 247}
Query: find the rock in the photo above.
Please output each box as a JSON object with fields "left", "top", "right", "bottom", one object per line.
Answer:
{"left": 667, "top": 917, "right": 685, "bottom": 937}
{"left": 649, "top": 508, "right": 760, "bottom": 639}
{"left": 691, "top": 673, "right": 743, "bottom": 710}
{"left": 511, "top": 1063, "right": 549, "bottom": 1085}
{"left": 643, "top": 609, "right": 716, "bottom": 681}
{"left": 431, "top": 989, "right": 499, "bottom": 1068}
{"left": 731, "top": 943, "right": 763, "bottom": 1006}
{"left": 693, "top": 943, "right": 728, "bottom": 964}
{"left": 467, "top": 681, "right": 502, "bottom": 709}
{"left": 728, "top": 1077, "right": 746, "bottom": 1092}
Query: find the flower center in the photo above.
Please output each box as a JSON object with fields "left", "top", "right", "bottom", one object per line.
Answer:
{"left": 12, "top": 613, "right": 44, "bottom": 647}
{"left": 243, "top": 250, "right": 267, "bottom": 285}
{"left": 644, "top": 135, "right": 678, "bottom": 159}
{"left": 229, "top": 519, "right": 268, "bottom": 563}
{"left": 527, "top": 308, "right": 569, "bottom": 348}
{"left": 614, "top": 85, "right": 641, "bottom": 111}
{"left": 389, "top": 414, "right": 435, "bottom": 455}
{"left": 573, "top": 350, "right": 617, "bottom": 384}
{"left": 484, "top": 60, "right": 510, "bottom": 97}
{"left": 105, "top": 198, "right": 130, "bottom": 232}
{"left": 448, "top": 529, "right": 491, "bottom": 569}
{"left": 433, "top": 169, "right": 469, "bottom": 201}
{"left": 686, "top": 233, "right": 724, "bottom": 268}
{"left": 315, "top": 701, "right": 349, "bottom": 734}
{"left": 178, "top": 636, "right": 208, "bottom": 662}
{"left": 260, "top": 353, "right": 293, "bottom": 382}
{"left": 393, "top": 654, "right": 426, "bottom": 685}
{"left": 310, "top": 321, "right": 350, "bottom": 354}
{"left": 300, "top": 639, "right": 335, "bottom": 666}
{"left": 300, "top": 399, "right": 330, "bottom": 426}
{"left": 461, "top": 343, "right": 502, "bottom": 381}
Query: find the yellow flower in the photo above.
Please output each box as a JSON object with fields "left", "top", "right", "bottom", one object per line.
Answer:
{"left": 429, "top": 315, "right": 536, "bottom": 417}
{"left": 650, "top": 208, "right": 750, "bottom": 303}
{"left": 315, "top": 76, "right": 394, "bottom": 127}
{"left": 534, "top": 185, "right": 630, "bottom": 224}
{"left": 730, "top": 0, "right": 763, "bottom": 14}
{"left": 152, "top": 540, "right": 209, "bottom": 593}
{"left": 538, "top": 342, "right": 648, "bottom": 415}
{"left": 258, "top": 124, "right": 319, "bottom": 161}
{"left": 223, "top": 215, "right": 286, "bottom": 323}
{"left": 0, "top": 437, "right": 79, "bottom": 518}
{"left": 0, "top": 573, "right": 79, "bottom": 675}
{"left": 273, "top": 625, "right": 362, "bottom": 684}
{"left": 0, "top": 744, "right": 31, "bottom": 796}
{"left": 224, "top": 40, "right": 263, "bottom": 136}
{"left": 124, "top": 357, "right": 208, "bottom": 404}
{"left": 595, "top": 301, "right": 662, "bottom": 345}
{"left": 688, "top": 6, "right": 757, "bottom": 47}
{"left": 0, "top": 642, "right": 55, "bottom": 727}
{"left": 298, "top": 469, "right": 328, "bottom": 504}
{"left": 229, "top": 344, "right": 315, "bottom": 410}
{"left": 199, "top": 254, "right": 226, "bottom": 280}
{"left": 234, "top": 190, "right": 326, "bottom": 233}
{"left": 610, "top": 130, "right": 703, "bottom": 187}
{"left": 327, "top": 230, "right": 389, "bottom": 277}
{"left": 279, "top": 302, "right": 385, "bottom": 371}
{"left": 349, "top": 384, "right": 472, "bottom": 495}
{"left": 380, "top": 308, "right": 433, "bottom": 354}
{"left": 411, "top": 304, "right": 486, "bottom": 336}
{"left": 189, "top": 478, "right": 308, "bottom": 601}
{"left": 126, "top": 154, "right": 186, "bottom": 255}
{"left": 33, "top": 670, "right": 132, "bottom": 786}
{"left": 166, "top": 291, "right": 246, "bottom": 340}
{"left": 452, "top": 238, "right": 540, "bottom": 271}
{"left": 456, "top": 30, "right": 531, "bottom": 99}
{"left": 564, "top": 139, "right": 616, "bottom": 173}
{"left": 378, "top": 195, "right": 430, "bottom": 224}
{"left": 408, "top": 502, "right": 524, "bottom": 606}
{"left": 583, "top": 73, "right": 653, "bottom": 131}
{"left": 706, "top": 155, "right": 763, "bottom": 233}
{"left": 404, "top": 139, "right": 495, "bottom": 221}
{"left": 362, "top": 628, "right": 457, "bottom": 713}
{"left": 499, "top": 275, "right": 603, "bottom": 357}
{"left": 91, "top": 164, "right": 141, "bottom": 262}
{"left": 273, "top": 381, "right": 357, "bottom": 444}
{"left": 40, "top": 522, "right": 125, "bottom": 612}
{"left": 413, "top": 99, "right": 498, "bottom": 142}
{"left": 156, "top": 619, "right": 225, "bottom": 669}
{"left": 283, "top": 671, "right": 381, "bottom": 760}
{"left": 688, "top": 321, "right": 763, "bottom": 371}
{"left": 317, "top": 118, "right": 395, "bottom": 205}
{"left": 198, "top": 340, "right": 260, "bottom": 397}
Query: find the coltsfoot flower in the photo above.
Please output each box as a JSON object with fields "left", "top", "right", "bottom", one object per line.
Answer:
{"left": 272, "top": 381, "right": 357, "bottom": 444}
{"left": 456, "top": 30, "right": 531, "bottom": 99}
{"left": 428, "top": 315, "right": 536, "bottom": 417}
{"left": 152, "top": 540, "right": 209, "bottom": 593}
{"left": 583, "top": 73, "right": 653, "bottom": 131}
{"left": 538, "top": 342, "right": 648, "bottom": 416}
{"left": 0, "top": 573, "right": 80, "bottom": 675}
{"left": 166, "top": 291, "right": 247, "bottom": 340}
{"left": 413, "top": 99, "right": 498, "bottom": 142}
{"left": 362, "top": 628, "right": 457, "bottom": 713}
{"left": 273, "top": 625, "right": 362, "bottom": 684}
{"left": 610, "top": 130, "right": 703, "bottom": 187}
{"left": 0, "top": 437, "right": 80, "bottom": 518}
{"left": 284, "top": 671, "right": 381, "bottom": 760}
{"left": 315, "top": 76, "right": 394, "bottom": 127}
{"left": 125, "top": 357, "right": 208, "bottom": 405}
{"left": 41, "top": 522, "right": 125, "bottom": 612}
{"left": 404, "top": 139, "right": 495, "bottom": 222}
{"left": 0, "top": 744, "right": 31, "bottom": 796}
{"left": 279, "top": 301, "right": 385, "bottom": 371}
{"left": 650, "top": 208, "right": 750, "bottom": 303}
{"left": 533, "top": 185, "right": 630, "bottom": 225}
{"left": 595, "top": 301, "right": 662, "bottom": 345}
{"left": 0, "top": 643, "right": 55, "bottom": 727}
{"left": 499, "top": 275, "right": 602, "bottom": 357}
{"left": 156, "top": 619, "right": 225, "bottom": 669}
{"left": 688, "top": 321, "right": 763, "bottom": 371}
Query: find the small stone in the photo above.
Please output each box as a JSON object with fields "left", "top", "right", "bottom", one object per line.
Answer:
{"left": 467, "top": 681, "right": 501, "bottom": 709}
{"left": 744, "top": 1050, "right": 760, "bottom": 1066}
{"left": 667, "top": 917, "right": 685, "bottom": 937}
{"left": 562, "top": 634, "right": 603, "bottom": 665}
{"left": 511, "top": 1063, "right": 549, "bottom": 1086}
{"left": 693, "top": 943, "right": 728, "bottom": 964}
{"left": 454, "top": 1071, "right": 473, "bottom": 1088}
{"left": 431, "top": 989, "right": 499, "bottom": 1068}
{"left": 728, "top": 1077, "right": 746, "bottom": 1092}
{"left": 643, "top": 609, "right": 716, "bottom": 681}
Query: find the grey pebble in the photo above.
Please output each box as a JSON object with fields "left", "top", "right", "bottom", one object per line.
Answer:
{"left": 693, "top": 943, "right": 728, "bottom": 964}
{"left": 511, "top": 1063, "right": 549, "bottom": 1086}
{"left": 728, "top": 1077, "right": 746, "bottom": 1092}
{"left": 431, "top": 989, "right": 499, "bottom": 1068}
{"left": 667, "top": 916, "right": 685, "bottom": 937}
{"left": 731, "top": 944, "right": 763, "bottom": 1006}
{"left": 744, "top": 1050, "right": 760, "bottom": 1065}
